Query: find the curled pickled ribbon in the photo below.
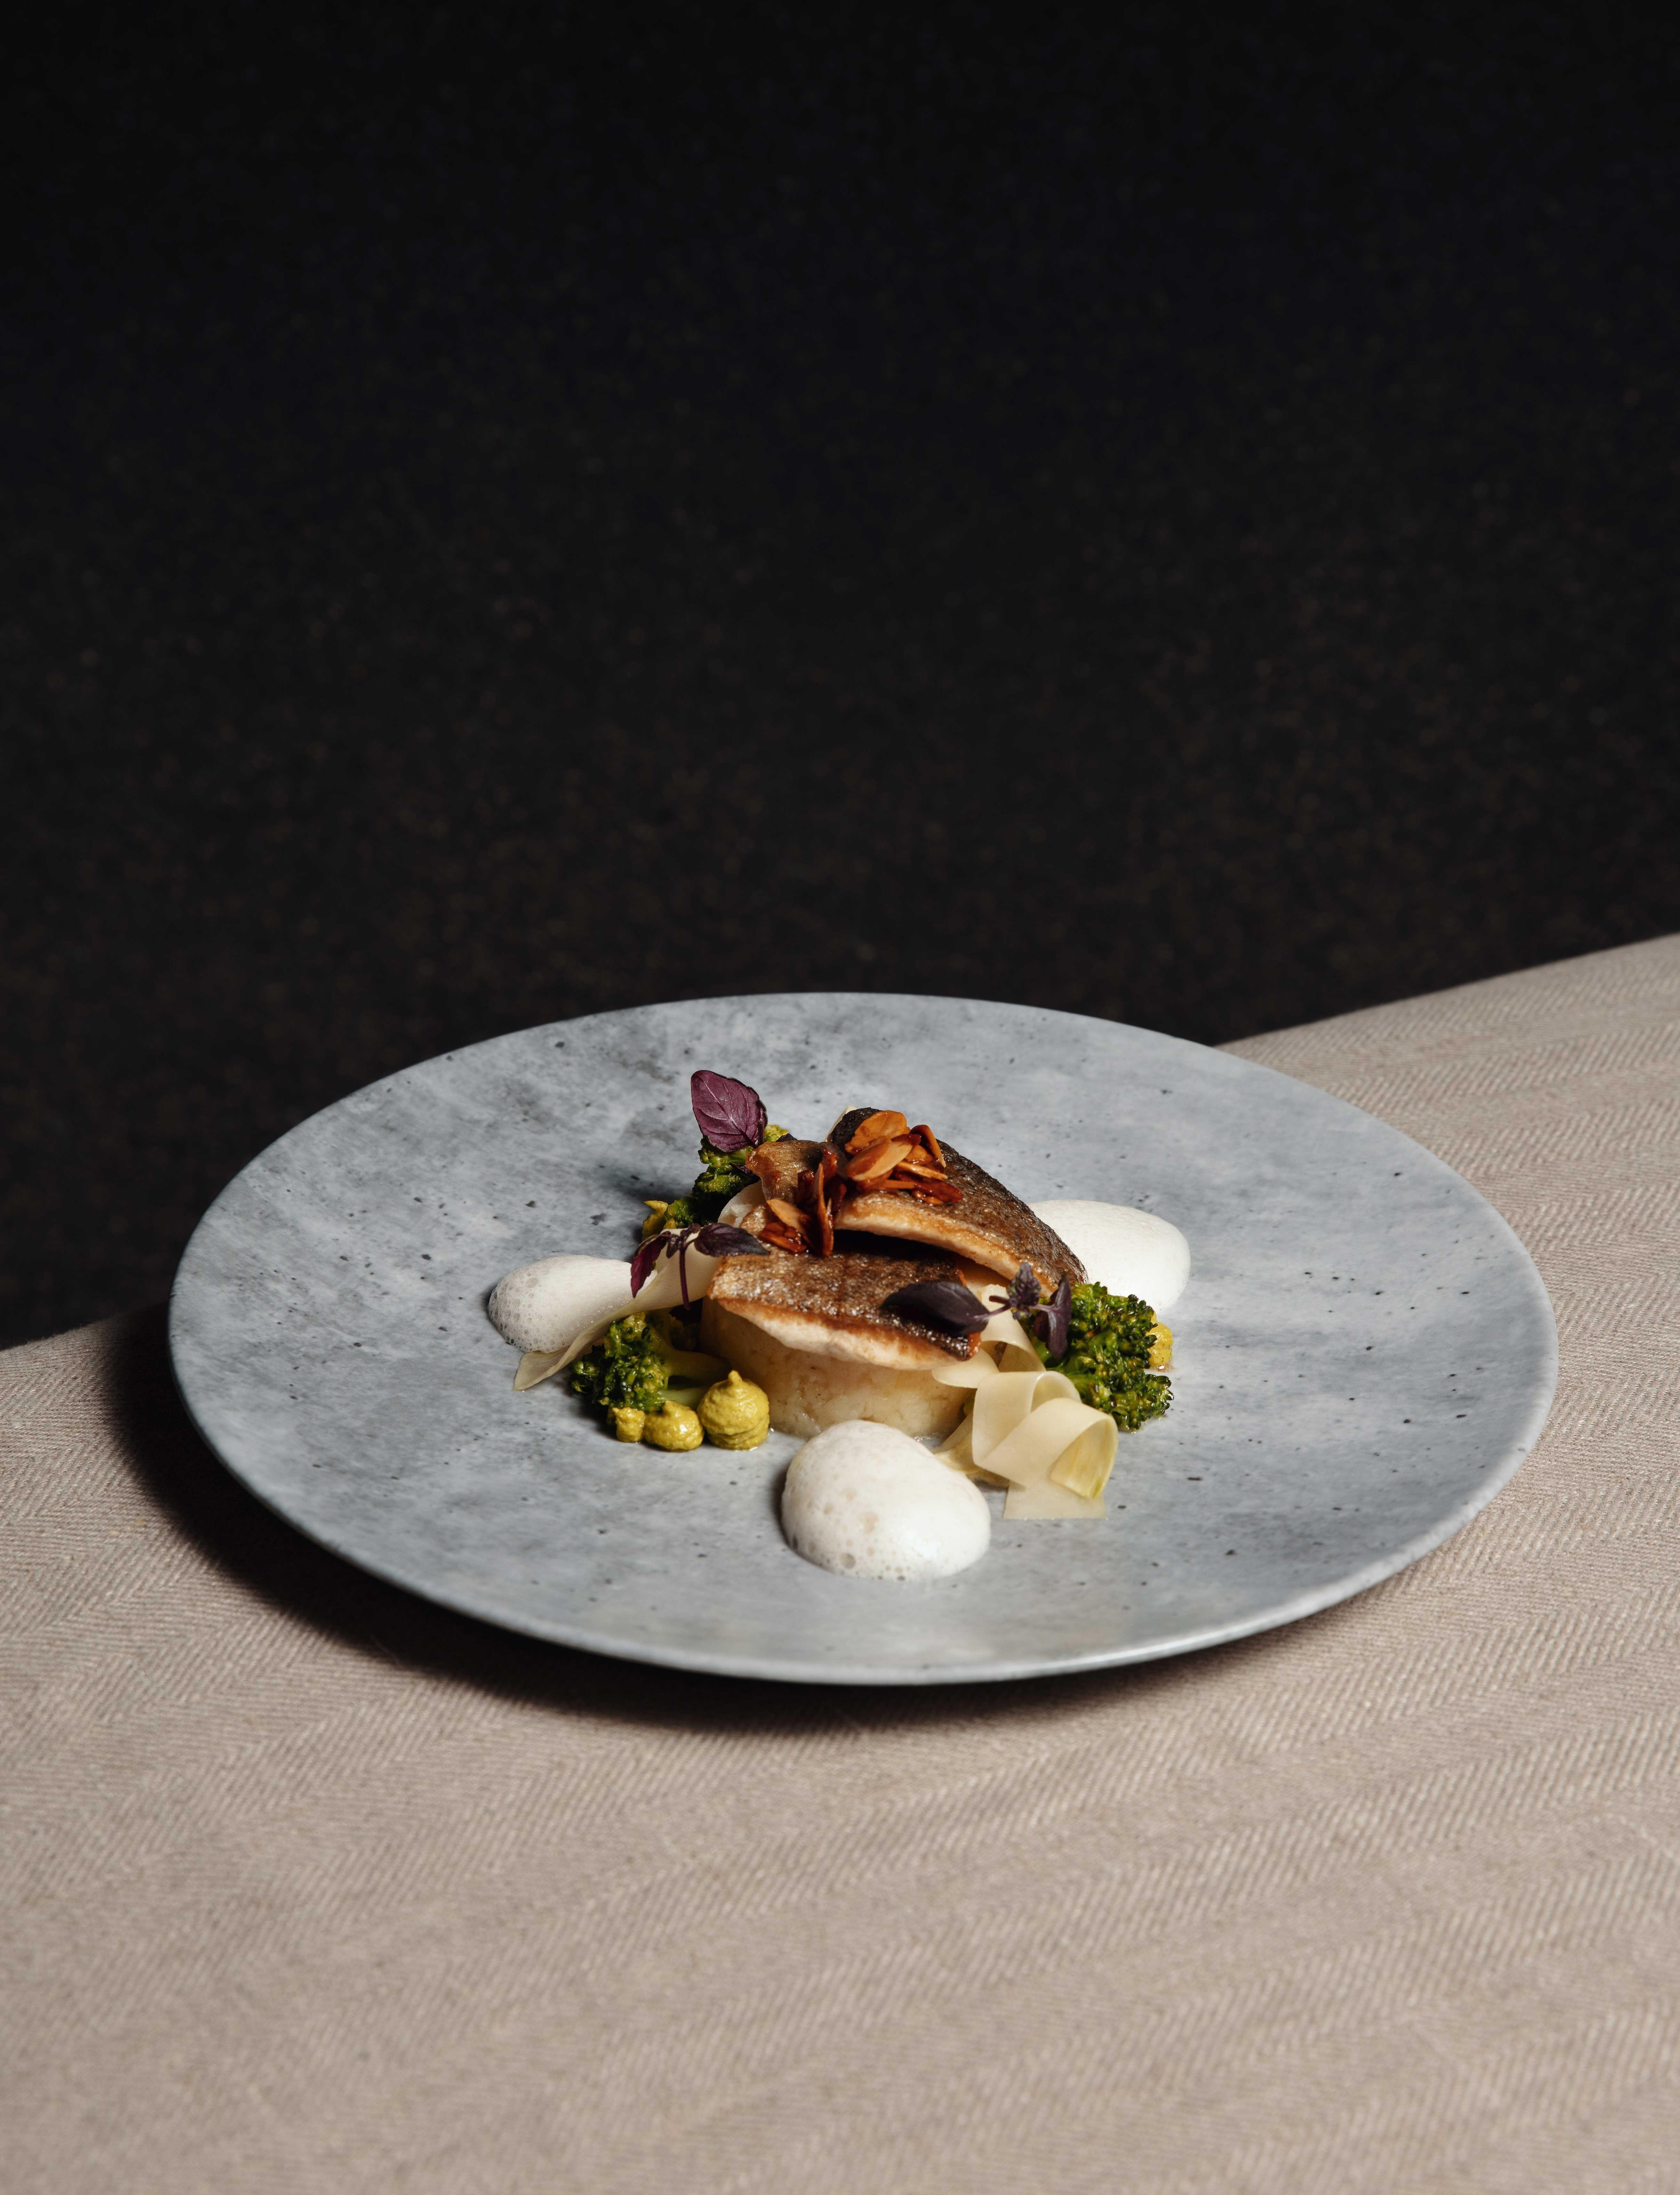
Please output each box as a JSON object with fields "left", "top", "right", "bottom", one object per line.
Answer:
{"left": 929, "top": 1300, "right": 1118, "bottom": 1519}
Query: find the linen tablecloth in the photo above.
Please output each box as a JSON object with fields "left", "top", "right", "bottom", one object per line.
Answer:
{"left": 7, "top": 938, "right": 1680, "bottom": 2193}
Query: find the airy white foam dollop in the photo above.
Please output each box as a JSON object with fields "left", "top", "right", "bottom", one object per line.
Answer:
{"left": 487, "top": 1255, "right": 634, "bottom": 1355}
{"left": 1031, "top": 1200, "right": 1190, "bottom": 1312}
{"left": 781, "top": 1421, "right": 992, "bottom": 1582}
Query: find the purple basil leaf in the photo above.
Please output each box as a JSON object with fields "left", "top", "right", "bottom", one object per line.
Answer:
{"left": 1025, "top": 1276, "right": 1072, "bottom": 1360}
{"left": 690, "top": 1070, "right": 768, "bottom": 1152}
{"left": 881, "top": 1279, "right": 993, "bottom": 1334}
{"left": 693, "top": 1223, "right": 769, "bottom": 1259}
{"left": 629, "top": 1234, "right": 667, "bottom": 1297}
{"left": 1000, "top": 1260, "right": 1040, "bottom": 1314}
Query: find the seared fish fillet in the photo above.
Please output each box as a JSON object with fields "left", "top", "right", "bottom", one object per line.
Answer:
{"left": 749, "top": 1110, "right": 1086, "bottom": 1291}
{"left": 709, "top": 1232, "right": 976, "bottom": 1371}
{"left": 749, "top": 1137, "right": 824, "bottom": 1202}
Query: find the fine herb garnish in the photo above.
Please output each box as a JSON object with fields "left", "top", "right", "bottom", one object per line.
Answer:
{"left": 1021, "top": 1274, "right": 1072, "bottom": 1361}
{"left": 690, "top": 1071, "right": 768, "bottom": 1153}
{"left": 882, "top": 1261, "right": 1044, "bottom": 1334}
{"left": 631, "top": 1221, "right": 767, "bottom": 1305}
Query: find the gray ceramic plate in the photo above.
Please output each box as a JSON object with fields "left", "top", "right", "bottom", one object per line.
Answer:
{"left": 169, "top": 994, "right": 1557, "bottom": 1686}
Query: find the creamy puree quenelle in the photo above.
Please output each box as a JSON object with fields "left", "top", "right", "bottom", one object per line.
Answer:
{"left": 489, "top": 1069, "right": 1189, "bottom": 1579}
{"left": 1029, "top": 1201, "right": 1190, "bottom": 1313}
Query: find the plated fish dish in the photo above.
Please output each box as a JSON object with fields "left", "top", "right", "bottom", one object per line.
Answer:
{"left": 489, "top": 1071, "right": 1190, "bottom": 1582}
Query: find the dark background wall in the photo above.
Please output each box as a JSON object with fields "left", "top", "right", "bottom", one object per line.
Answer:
{"left": 5, "top": 2, "right": 1679, "bottom": 1346}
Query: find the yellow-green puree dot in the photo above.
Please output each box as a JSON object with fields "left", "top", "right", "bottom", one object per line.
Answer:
{"left": 698, "top": 1369, "right": 770, "bottom": 1450}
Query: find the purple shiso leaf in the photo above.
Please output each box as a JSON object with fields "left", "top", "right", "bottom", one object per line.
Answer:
{"left": 693, "top": 1223, "right": 768, "bottom": 1259}
{"left": 880, "top": 1278, "right": 994, "bottom": 1334}
{"left": 629, "top": 1234, "right": 668, "bottom": 1297}
{"left": 690, "top": 1070, "right": 768, "bottom": 1153}
{"left": 1024, "top": 1275, "right": 1072, "bottom": 1361}
{"left": 631, "top": 1221, "right": 765, "bottom": 1305}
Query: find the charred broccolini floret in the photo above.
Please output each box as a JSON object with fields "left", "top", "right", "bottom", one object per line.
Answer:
{"left": 687, "top": 1139, "right": 758, "bottom": 1219}
{"left": 642, "top": 1124, "right": 792, "bottom": 1238}
{"left": 569, "top": 1315, "right": 669, "bottom": 1419}
{"left": 1051, "top": 1281, "right": 1172, "bottom": 1433}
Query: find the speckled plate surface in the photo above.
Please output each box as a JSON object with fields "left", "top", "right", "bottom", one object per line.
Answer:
{"left": 169, "top": 994, "right": 1557, "bottom": 1685}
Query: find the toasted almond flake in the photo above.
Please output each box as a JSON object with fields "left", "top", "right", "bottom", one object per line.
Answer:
{"left": 846, "top": 1109, "right": 909, "bottom": 1153}
{"left": 767, "top": 1197, "right": 812, "bottom": 1229}
{"left": 846, "top": 1137, "right": 914, "bottom": 1183}
{"left": 909, "top": 1123, "right": 946, "bottom": 1168}
{"left": 759, "top": 1221, "right": 811, "bottom": 1254}
{"left": 815, "top": 1147, "right": 838, "bottom": 1255}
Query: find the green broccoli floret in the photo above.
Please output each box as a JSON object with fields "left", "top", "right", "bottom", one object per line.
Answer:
{"left": 1067, "top": 1281, "right": 1157, "bottom": 1359}
{"left": 682, "top": 1123, "right": 794, "bottom": 1223}
{"left": 569, "top": 1315, "right": 669, "bottom": 1420}
{"left": 1051, "top": 1281, "right": 1172, "bottom": 1434}
{"left": 687, "top": 1142, "right": 754, "bottom": 1221}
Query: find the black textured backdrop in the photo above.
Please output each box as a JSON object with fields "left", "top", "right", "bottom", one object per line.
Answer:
{"left": 6, "top": 4, "right": 1679, "bottom": 1344}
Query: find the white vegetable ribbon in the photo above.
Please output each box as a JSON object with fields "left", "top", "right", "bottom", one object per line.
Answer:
{"left": 932, "top": 1313, "right": 1116, "bottom": 1518}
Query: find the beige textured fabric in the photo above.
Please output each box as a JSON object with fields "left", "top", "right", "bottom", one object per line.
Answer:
{"left": 7, "top": 939, "right": 1680, "bottom": 2193}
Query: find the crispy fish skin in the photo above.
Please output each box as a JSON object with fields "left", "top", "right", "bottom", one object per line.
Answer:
{"left": 826, "top": 1107, "right": 1086, "bottom": 1290}
{"left": 709, "top": 1232, "right": 976, "bottom": 1370}
{"left": 747, "top": 1137, "right": 823, "bottom": 1202}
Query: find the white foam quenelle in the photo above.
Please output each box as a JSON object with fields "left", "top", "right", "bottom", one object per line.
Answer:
{"left": 490, "top": 1245, "right": 740, "bottom": 1389}
{"left": 1031, "top": 1201, "right": 1190, "bottom": 1312}
{"left": 782, "top": 1421, "right": 992, "bottom": 1582}
{"left": 488, "top": 1255, "right": 634, "bottom": 1354}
